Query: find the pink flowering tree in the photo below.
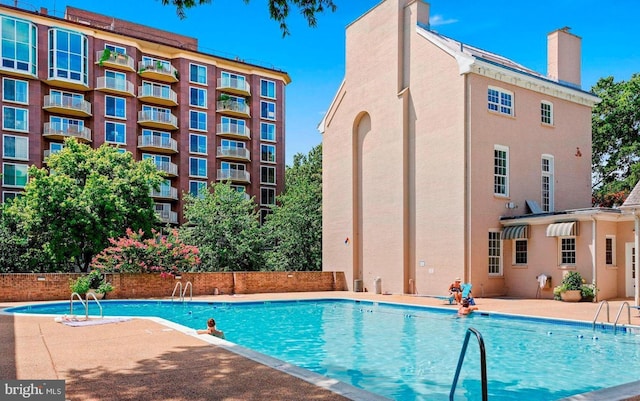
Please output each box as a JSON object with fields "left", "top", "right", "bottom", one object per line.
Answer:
{"left": 90, "top": 228, "right": 200, "bottom": 276}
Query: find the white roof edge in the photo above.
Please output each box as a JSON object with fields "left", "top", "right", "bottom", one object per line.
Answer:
{"left": 317, "top": 79, "right": 345, "bottom": 134}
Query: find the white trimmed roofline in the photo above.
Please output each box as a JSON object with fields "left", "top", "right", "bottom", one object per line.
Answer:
{"left": 416, "top": 25, "right": 601, "bottom": 108}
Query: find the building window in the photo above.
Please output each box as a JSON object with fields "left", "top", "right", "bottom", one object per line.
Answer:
{"left": 541, "top": 101, "right": 553, "bottom": 125}
{"left": 2, "top": 106, "right": 28, "bottom": 132}
{"left": 189, "top": 133, "right": 207, "bottom": 154}
{"left": 189, "top": 63, "right": 207, "bottom": 85}
{"left": 141, "top": 56, "right": 171, "bottom": 73}
{"left": 487, "top": 87, "right": 513, "bottom": 116}
{"left": 50, "top": 116, "right": 84, "bottom": 133}
{"left": 513, "top": 239, "right": 527, "bottom": 265}
{"left": 189, "top": 180, "right": 207, "bottom": 198}
{"left": 261, "top": 187, "right": 276, "bottom": 206}
{"left": 605, "top": 236, "right": 616, "bottom": 266}
{"left": 2, "top": 191, "right": 21, "bottom": 203}
{"left": 50, "top": 89, "right": 85, "bottom": 110}
{"left": 189, "top": 157, "right": 207, "bottom": 178}
{"left": 220, "top": 117, "right": 246, "bottom": 135}
{"left": 541, "top": 155, "right": 554, "bottom": 212}
{"left": 2, "top": 135, "right": 28, "bottom": 160}
{"left": 49, "top": 142, "right": 64, "bottom": 154}
{"left": 261, "top": 144, "right": 276, "bottom": 163}
{"left": 105, "top": 121, "right": 126, "bottom": 144}
{"left": 260, "top": 79, "right": 276, "bottom": 99}
{"left": 189, "top": 87, "right": 207, "bottom": 108}
{"left": 560, "top": 237, "right": 576, "bottom": 265}
{"left": 141, "top": 81, "right": 171, "bottom": 99}
{"left": 2, "top": 77, "right": 28, "bottom": 103}
{"left": 260, "top": 101, "right": 276, "bottom": 120}
{"left": 221, "top": 139, "right": 244, "bottom": 150}
{"left": 494, "top": 145, "right": 508, "bottom": 196}
{"left": 488, "top": 230, "right": 502, "bottom": 275}
{"left": 48, "top": 28, "right": 88, "bottom": 85}
{"left": 220, "top": 71, "right": 246, "bottom": 90}
{"left": 0, "top": 16, "right": 37, "bottom": 75}
{"left": 105, "top": 44, "right": 126, "bottom": 55}
{"left": 142, "top": 129, "right": 171, "bottom": 147}
{"left": 189, "top": 110, "right": 207, "bottom": 131}
{"left": 260, "top": 122, "right": 276, "bottom": 142}
{"left": 105, "top": 96, "right": 126, "bottom": 118}
{"left": 2, "top": 162, "right": 28, "bottom": 187}
{"left": 261, "top": 166, "right": 276, "bottom": 184}
{"left": 142, "top": 153, "right": 170, "bottom": 170}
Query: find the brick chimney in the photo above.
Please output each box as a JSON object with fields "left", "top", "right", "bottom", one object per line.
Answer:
{"left": 547, "top": 27, "right": 581, "bottom": 88}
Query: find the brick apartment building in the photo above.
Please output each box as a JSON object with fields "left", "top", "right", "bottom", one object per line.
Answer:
{"left": 0, "top": 4, "right": 290, "bottom": 224}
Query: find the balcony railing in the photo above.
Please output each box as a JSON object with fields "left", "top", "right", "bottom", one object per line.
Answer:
{"left": 155, "top": 161, "right": 178, "bottom": 177}
{"left": 43, "top": 122, "right": 92, "bottom": 142}
{"left": 217, "top": 77, "right": 251, "bottom": 96}
{"left": 95, "top": 50, "right": 135, "bottom": 71}
{"left": 216, "top": 123, "right": 250, "bottom": 139}
{"left": 216, "top": 100, "right": 250, "bottom": 117}
{"left": 43, "top": 95, "right": 92, "bottom": 117}
{"left": 217, "top": 146, "right": 250, "bottom": 161}
{"left": 96, "top": 76, "right": 135, "bottom": 96}
{"left": 138, "top": 61, "right": 179, "bottom": 83}
{"left": 138, "top": 85, "right": 178, "bottom": 106}
{"left": 137, "top": 136, "right": 178, "bottom": 153}
{"left": 156, "top": 210, "right": 178, "bottom": 224}
{"left": 150, "top": 186, "right": 178, "bottom": 200}
{"left": 137, "top": 110, "right": 178, "bottom": 130}
{"left": 217, "top": 169, "right": 250, "bottom": 183}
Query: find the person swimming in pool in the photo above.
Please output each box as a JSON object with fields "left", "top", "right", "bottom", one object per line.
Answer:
{"left": 458, "top": 298, "right": 478, "bottom": 316}
{"left": 197, "top": 318, "right": 225, "bottom": 339}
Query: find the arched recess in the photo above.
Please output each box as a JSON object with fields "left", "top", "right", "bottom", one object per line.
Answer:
{"left": 352, "top": 111, "right": 370, "bottom": 284}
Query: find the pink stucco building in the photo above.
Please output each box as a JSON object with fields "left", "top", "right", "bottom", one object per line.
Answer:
{"left": 320, "top": 0, "right": 639, "bottom": 302}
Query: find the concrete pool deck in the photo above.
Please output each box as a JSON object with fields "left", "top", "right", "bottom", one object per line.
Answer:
{"left": 1, "top": 292, "right": 640, "bottom": 401}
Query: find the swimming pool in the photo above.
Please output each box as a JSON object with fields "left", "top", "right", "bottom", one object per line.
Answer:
{"left": 7, "top": 299, "right": 640, "bottom": 401}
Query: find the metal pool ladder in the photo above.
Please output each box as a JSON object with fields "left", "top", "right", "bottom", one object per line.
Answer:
{"left": 70, "top": 292, "right": 103, "bottom": 319}
{"left": 171, "top": 281, "right": 192, "bottom": 302}
{"left": 450, "top": 327, "right": 488, "bottom": 401}
{"left": 613, "top": 301, "right": 631, "bottom": 333}
{"left": 592, "top": 300, "right": 610, "bottom": 330}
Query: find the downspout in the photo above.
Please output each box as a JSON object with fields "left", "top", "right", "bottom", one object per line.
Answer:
{"left": 591, "top": 217, "right": 597, "bottom": 302}
{"left": 464, "top": 74, "right": 472, "bottom": 286}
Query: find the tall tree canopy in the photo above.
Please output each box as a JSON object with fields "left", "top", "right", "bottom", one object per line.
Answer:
{"left": 1, "top": 139, "right": 164, "bottom": 272}
{"left": 591, "top": 73, "right": 640, "bottom": 206}
{"left": 263, "top": 144, "right": 322, "bottom": 271}
{"left": 181, "top": 181, "right": 264, "bottom": 271}
{"left": 160, "top": 0, "right": 336, "bottom": 35}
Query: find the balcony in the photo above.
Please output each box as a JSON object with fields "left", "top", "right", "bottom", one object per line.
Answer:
{"left": 156, "top": 210, "right": 178, "bottom": 224}
{"left": 43, "top": 123, "right": 92, "bottom": 142}
{"left": 216, "top": 100, "right": 250, "bottom": 118}
{"left": 45, "top": 77, "right": 90, "bottom": 92}
{"left": 137, "top": 135, "right": 178, "bottom": 154}
{"left": 96, "top": 76, "right": 135, "bottom": 97}
{"left": 138, "top": 85, "right": 178, "bottom": 107}
{"left": 150, "top": 186, "right": 178, "bottom": 200}
{"left": 138, "top": 61, "right": 179, "bottom": 83}
{"left": 217, "top": 146, "right": 250, "bottom": 161}
{"left": 154, "top": 161, "right": 178, "bottom": 177}
{"left": 95, "top": 50, "right": 135, "bottom": 72}
{"left": 217, "top": 77, "right": 251, "bottom": 96}
{"left": 137, "top": 110, "right": 178, "bottom": 130}
{"left": 42, "top": 95, "right": 92, "bottom": 117}
{"left": 216, "top": 123, "right": 250, "bottom": 140}
{"left": 217, "top": 169, "right": 250, "bottom": 183}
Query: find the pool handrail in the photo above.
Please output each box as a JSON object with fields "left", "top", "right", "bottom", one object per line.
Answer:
{"left": 592, "top": 300, "right": 610, "bottom": 330}
{"left": 85, "top": 292, "right": 103, "bottom": 319}
{"left": 171, "top": 282, "right": 183, "bottom": 302}
{"left": 613, "top": 301, "right": 631, "bottom": 334}
{"left": 182, "top": 281, "right": 192, "bottom": 302}
{"left": 70, "top": 292, "right": 86, "bottom": 317}
{"left": 450, "top": 327, "right": 488, "bottom": 401}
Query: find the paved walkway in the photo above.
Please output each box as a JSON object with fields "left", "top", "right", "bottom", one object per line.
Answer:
{"left": 1, "top": 292, "right": 640, "bottom": 401}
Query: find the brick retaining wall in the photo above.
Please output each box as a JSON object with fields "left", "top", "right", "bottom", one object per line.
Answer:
{"left": 0, "top": 272, "right": 348, "bottom": 302}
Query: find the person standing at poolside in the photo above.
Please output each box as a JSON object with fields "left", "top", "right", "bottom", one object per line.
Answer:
{"left": 197, "top": 318, "right": 225, "bottom": 339}
{"left": 448, "top": 277, "right": 463, "bottom": 304}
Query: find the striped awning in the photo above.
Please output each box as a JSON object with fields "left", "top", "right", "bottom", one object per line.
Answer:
{"left": 546, "top": 221, "right": 578, "bottom": 237}
{"left": 502, "top": 225, "right": 529, "bottom": 240}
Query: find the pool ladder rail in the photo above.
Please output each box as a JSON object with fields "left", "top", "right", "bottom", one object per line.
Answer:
{"left": 171, "top": 281, "right": 192, "bottom": 302}
{"left": 70, "top": 292, "right": 103, "bottom": 320}
{"left": 592, "top": 300, "right": 632, "bottom": 333}
{"left": 450, "top": 327, "right": 488, "bottom": 401}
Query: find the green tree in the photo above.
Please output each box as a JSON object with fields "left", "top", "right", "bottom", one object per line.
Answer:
{"left": 161, "top": 0, "right": 336, "bottom": 35}
{"left": 263, "top": 144, "right": 322, "bottom": 271}
{"left": 3, "top": 138, "right": 164, "bottom": 272}
{"left": 591, "top": 73, "right": 640, "bottom": 206}
{"left": 181, "top": 181, "right": 264, "bottom": 271}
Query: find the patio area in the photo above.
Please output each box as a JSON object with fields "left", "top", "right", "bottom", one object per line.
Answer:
{"left": 1, "top": 292, "right": 640, "bottom": 401}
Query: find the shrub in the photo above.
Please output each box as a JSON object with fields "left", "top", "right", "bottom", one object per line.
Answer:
{"left": 560, "top": 271, "right": 583, "bottom": 291}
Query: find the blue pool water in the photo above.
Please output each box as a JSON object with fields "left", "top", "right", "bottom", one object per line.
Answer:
{"left": 7, "top": 299, "right": 640, "bottom": 401}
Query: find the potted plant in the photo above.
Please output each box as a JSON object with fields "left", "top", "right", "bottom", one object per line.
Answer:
{"left": 558, "top": 271, "right": 583, "bottom": 302}
{"left": 70, "top": 270, "right": 113, "bottom": 299}
{"left": 69, "top": 275, "right": 91, "bottom": 295}
{"left": 580, "top": 283, "right": 597, "bottom": 302}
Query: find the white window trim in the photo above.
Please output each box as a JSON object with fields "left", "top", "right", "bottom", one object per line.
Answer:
{"left": 189, "top": 157, "right": 208, "bottom": 179}
{"left": 189, "top": 110, "right": 208, "bottom": 132}
{"left": 105, "top": 44, "right": 127, "bottom": 55}
{"left": 541, "top": 154, "right": 554, "bottom": 212}
{"left": 189, "top": 86, "right": 208, "bottom": 109}
{"left": 260, "top": 186, "right": 276, "bottom": 206}
{"left": 189, "top": 133, "right": 208, "bottom": 155}
{"left": 104, "top": 121, "right": 126, "bottom": 145}
{"left": 541, "top": 100, "right": 554, "bottom": 125}
{"left": 512, "top": 238, "right": 528, "bottom": 267}
{"left": 2, "top": 134, "right": 29, "bottom": 161}
{"left": 488, "top": 86, "right": 514, "bottom": 116}
{"left": 488, "top": 229, "right": 503, "bottom": 276}
{"left": 494, "top": 144, "right": 509, "bottom": 197}
{"left": 105, "top": 95, "right": 127, "bottom": 120}
{"left": 260, "top": 165, "right": 277, "bottom": 185}
{"left": 558, "top": 236, "right": 577, "bottom": 267}
{"left": 260, "top": 100, "right": 276, "bottom": 121}
{"left": 260, "top": 79, "right": 276, "bottom": 99}
{"left": 605, "top": 235, "right": 617, "bottom": 266}
{"left": 189, "top": 180, "right": 208, "bottom": 198}
{"left": 260, "top": 122, "right": 276, "bottom": 142}
{"left": 2, "top": 162, "right": 28, "bottom": 188}
{"left": 189, "top": 63, "right": 207, "bottom": 85}
{"left": 2, "top": 106, "right": 28, "bottom": 132}
{"left": 261, "top": 144, "right": 277, "bottom": 164}
{"left": 2, "top": 77, "right": 28, "bottom": 104}
{"left": 2, "top": 191, "right": 21, "bottom": 202}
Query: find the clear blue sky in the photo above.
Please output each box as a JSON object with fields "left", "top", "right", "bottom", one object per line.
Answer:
{"left": 29, "top": 0, "right": 640, "bottom": 165}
